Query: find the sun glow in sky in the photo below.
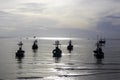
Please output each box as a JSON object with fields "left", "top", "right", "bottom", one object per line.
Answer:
{"left": 0, "top": 0, "right": 120, "bottom": 38}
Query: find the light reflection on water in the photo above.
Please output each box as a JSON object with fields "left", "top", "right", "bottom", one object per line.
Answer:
{"left": 0, "top": 38, "right": 120, "bottom": 80}
{"left": 28, "top": 37, "right": 83, "bottom": 40}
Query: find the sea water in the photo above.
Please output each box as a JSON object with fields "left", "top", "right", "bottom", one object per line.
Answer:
{"left": 0, "top": 37, "right": 120, "bottom": 80}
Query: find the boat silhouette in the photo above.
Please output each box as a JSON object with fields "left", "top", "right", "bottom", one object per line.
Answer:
{"left": 52, "top": 40, "right": 62, "bottom": 57}
{"left": 93, "top": 42, "right": 104, "bottom": 59}
{"left": 52, "top": 47, "right": 62, "bottom": 57}
{"left": 67, "top": 40, "right": 73, "bottom": 53}
{"left": 16, "top": 41, "right": 25, "bottom": 58}
{"left": 93, "top": 49, "right": 104, "bottom": 59}
{"left": 32, "top": 40, "right": 38, "bottom": 50}
{"left": 16, "top": 47, "right": 25, "bottom": 58}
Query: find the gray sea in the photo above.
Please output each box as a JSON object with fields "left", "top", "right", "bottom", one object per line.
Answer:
{"left": 0, "top": 37, "right": 120, "bottom": 80}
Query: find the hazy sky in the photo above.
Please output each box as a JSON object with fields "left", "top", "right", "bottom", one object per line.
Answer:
{"left": 0, "top": 0, "right": 120, "bottom": 38}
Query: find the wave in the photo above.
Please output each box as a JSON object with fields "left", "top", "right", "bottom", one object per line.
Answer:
{"left": 55, "top": 67, "right": 120, "bottom": 71}
{"left": 85, "top": 62, "right": 120, "bottom": 65}
{"left": 17, "top": 76, "right": 43, "bottom": 79}
{"left": 16, "top": 72, "right": 120, "bottom": 79}
{"left": 58, "top": 72, "right": 120, "bottom": 77}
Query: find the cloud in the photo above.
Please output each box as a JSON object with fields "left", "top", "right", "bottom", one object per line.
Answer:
{"left": 0, "top": 10, "right": 61, "bottom": 36}
{"left": 18, "top": 3, "right": 46, "bottom": 13}
{"left": 95, "top": 14, "right": 120, "bottom": 38}
{"left": 4, "top": 0, "right": 120, "bottom": 29}
{"left": 107, "top": 16, "right": 120, "bottom": 19}
{"left": 0, "top": 0, "right": 120, "bottom": 37}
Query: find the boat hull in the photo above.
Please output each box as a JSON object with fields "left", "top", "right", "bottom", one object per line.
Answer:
{"left": 93, "top": 50, "right": 104, "bottom": 59}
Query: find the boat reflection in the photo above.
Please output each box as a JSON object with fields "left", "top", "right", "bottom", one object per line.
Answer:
{"left": 96, "top": 59, "right": 103, "bottom": 64}
{"left": 54, "top": 57, "right": 61, "bottom": 63}
{"left": 16, "top": 56, "right": 24, "bottom": 69}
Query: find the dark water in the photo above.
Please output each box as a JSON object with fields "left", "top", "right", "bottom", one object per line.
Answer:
{"left": 0, "top": 37, "right": 120, "bottom": 80}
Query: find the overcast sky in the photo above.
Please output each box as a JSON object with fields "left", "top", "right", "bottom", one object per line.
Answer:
{"left": 0, "top": 0, "right": 120, "bottom": 38}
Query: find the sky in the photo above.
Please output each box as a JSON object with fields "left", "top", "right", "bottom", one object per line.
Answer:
{"left": 0, "top": 0, "right": 120, "bottom": 38}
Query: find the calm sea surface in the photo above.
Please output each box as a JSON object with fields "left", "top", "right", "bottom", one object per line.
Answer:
{"left": 0, "top": 37, "right": 120, "bottom": 80}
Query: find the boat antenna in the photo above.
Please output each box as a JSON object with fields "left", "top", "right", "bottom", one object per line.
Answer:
{"left": 53, "top": 40, "right": 61, "bottom": 48}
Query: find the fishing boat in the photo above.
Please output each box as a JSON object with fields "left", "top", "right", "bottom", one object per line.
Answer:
{"left": 16, "top": 47, "right": 25, "bottom": 57}
{"left": 93, "top": 49, "right": 104, "bottom": 59}
{"left": 52, "top": 47, "right": 62, "bottom": 57}
{"left": 52, "top": 40, "right": 62, "bottom": 57}
{"left": 32, "top": 40, "right": 38, "bottom": 50}
{"left": 67, "top": 40, "right": 73, "bottom": 52}
{"left": 16, "top": 41, "right": 25, "bottom": 58}
{"left": 93, "top": 42, "right": 104, "bottom": 59}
